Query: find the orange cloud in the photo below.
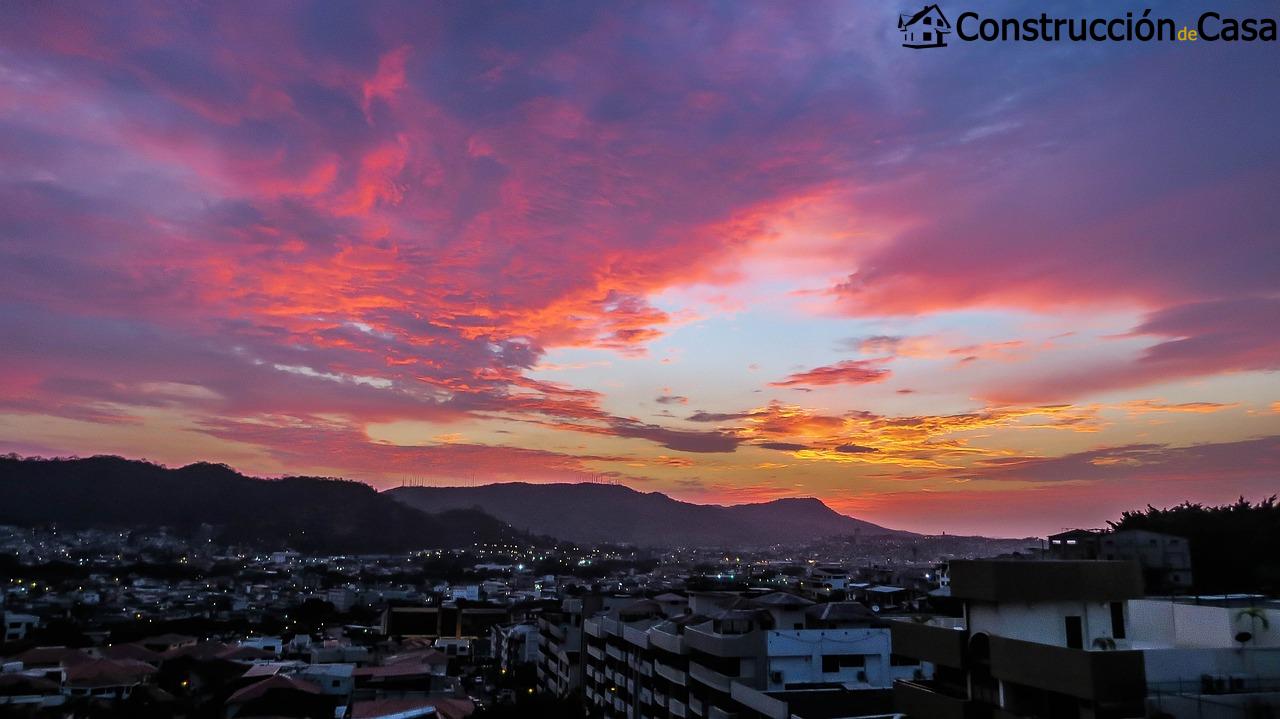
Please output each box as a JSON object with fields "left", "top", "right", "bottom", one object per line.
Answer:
{"left": 1120, "top": 400, "right": 1238, "bottom": 414}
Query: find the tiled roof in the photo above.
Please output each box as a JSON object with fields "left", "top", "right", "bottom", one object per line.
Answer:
{"left": 226, "top": 675, "right": 322, "bottom": 704}
{"left": 64, "top": 658, "right": 157, "bottom": 688}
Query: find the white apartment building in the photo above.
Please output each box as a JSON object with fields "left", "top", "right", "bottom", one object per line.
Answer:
{"left": 891, "top": 560, "right": 1280, "bottom": 719}
{"left": 575, "top": 590, "right": 923, "bottom": 719}
{"left": 3, "top": 613, "right": 39, "bottom": 643}
{"left": 491, "top": 621, "right": 541, "bottom": 672}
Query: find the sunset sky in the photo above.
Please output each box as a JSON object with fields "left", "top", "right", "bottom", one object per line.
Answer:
{"left": 1, "top": 1, "right": 1277, "bottom": 536}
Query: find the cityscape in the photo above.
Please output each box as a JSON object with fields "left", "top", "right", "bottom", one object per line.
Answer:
{"left": 1, "top": 457, "right": 1277, "bottom": 718}
{"left": 2, "top": 1, "right": 1279, "bottom": 719}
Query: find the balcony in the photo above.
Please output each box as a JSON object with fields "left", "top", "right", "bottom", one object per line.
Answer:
{"left": 688, "top": 661, "right": 733, "bottom": 693}
{"left": 541, "top": 622, "right": 566, "bottom": 642}
{"left": 894, "top": 680, "right": 977, "bottom": 719}
{"left": 625, "top": 625, "right": 651, "bottom": 648}
{"left": 730, "top": 683, "right": 787, "bottom": 719}
{"left": 684, "top": 627, "right": 759, "bottom": 657}
{"left": 670, "top": 699, "right": 687, "bottom": 717}
{"left": 655, "top": 660, "right": 687, "bottom": 686}
{"left": 708, "top": 705, "right": 737, "bottom": 719}
{"left": 890, "top": 620, "right": 969, "bottom": 668}
{"left": 987, "top": 635, "right": 1146, "bottom": 703}
{"left": 650, "top": 626, "right": 686, "bottom": 654}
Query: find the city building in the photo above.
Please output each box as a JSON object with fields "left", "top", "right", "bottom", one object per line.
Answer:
{"left": 537, "top": 595, "right": 622, "bottom": 699}
{"left": 3, "top": 612, "right": 38, "bottom": 643}
{"left": 1047, "top": 529, "right": 1194, "bottom": 593}
{"left": 1102, "top": 530, "right": 1194, "bottom": 593}
{"left": 574, "top": 590, "right": 925, "bottom": 719}
{"left": 492, "top": 621, "right": 540, "bottom": 673}
{"left": 890, "top": 560, "right": 1280, "bottom": 719}
{"left": 1047, "top": 529, "right": 1102, "bottom": 560}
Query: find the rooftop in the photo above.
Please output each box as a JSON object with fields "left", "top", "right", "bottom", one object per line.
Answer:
{"left": 950, "top": 560, "right": 1144, "bottom": 602}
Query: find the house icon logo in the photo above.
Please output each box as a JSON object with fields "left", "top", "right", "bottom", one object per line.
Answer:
{"left": 898, "top": 4, "right": 951, "bottom": 48}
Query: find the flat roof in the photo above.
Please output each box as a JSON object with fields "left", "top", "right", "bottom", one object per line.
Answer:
{"left": 950, "top": 560, "right": 1143, "bottom": 602}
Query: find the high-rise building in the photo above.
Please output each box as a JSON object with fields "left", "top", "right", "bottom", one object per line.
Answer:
{"left": 566, "top": 590, "right": 923, "bottom": 719}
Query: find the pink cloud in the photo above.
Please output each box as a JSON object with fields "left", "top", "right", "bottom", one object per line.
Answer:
{"left": 985, "top": 297, "right": 1280, "bottom": 402}
{"left": 771, "top": 359, "right": 892, "bottom": 387}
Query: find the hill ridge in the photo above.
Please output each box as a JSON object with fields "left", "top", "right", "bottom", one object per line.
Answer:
{"left": 0, "top": 455, "right": 522, "bottom": 553}
{"left": 388, "top": 482, "right": 907, "bottom": 547}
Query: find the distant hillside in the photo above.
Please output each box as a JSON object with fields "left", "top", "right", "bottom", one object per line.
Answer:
{"left": 387, "top": 482, "right": 907, "bottom": 547}
{"left": 0, "top": 455, "right": 521, "bottom": 553}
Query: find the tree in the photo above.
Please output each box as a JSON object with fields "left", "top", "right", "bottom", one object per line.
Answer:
{"left": 1235, "top": 607, "right": 1271, "bottom": 645}
{"left": 1109, "top": 496, "right": 1279, "bottom": 595}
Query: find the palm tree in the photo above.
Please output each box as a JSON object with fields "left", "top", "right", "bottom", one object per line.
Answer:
{"left": 1235, "top": 607, "right": 1270, "bottom": 644}
{"left": 1235, "top": 607, "right": 1271, "bottom": 675}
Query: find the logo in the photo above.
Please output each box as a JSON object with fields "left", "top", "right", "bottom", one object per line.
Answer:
{"left": 899, "top": 7, "right": 1277, "bottom": 47}
{"left": 899, "top": 4, "right": 952, "bottom": 48}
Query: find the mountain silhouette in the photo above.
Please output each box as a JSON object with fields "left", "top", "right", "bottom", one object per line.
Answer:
{"left": 0, "top": 455, "right": 520, "bottom": 553}
{"left": 388, "top": 482, "right": 906, "bottom": 547}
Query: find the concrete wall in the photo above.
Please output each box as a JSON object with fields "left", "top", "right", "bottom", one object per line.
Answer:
{"left": 1147, "top": 690, "right": 1280, "bottom": 719}
{"left": 969, "top": 600, "right": 1124, "bottom": 648}
{"left": 1128, "top": 600, "right": 1280, "bottom": 649}
{"left": 1174, "top": 603, "right": 1234, "bottom": 649}
{"left": 1128, "top": 599, "right": 1177, "bottom": 647}
{"left": 1143, "top": 647, "right": 1280, "bottom": 684}
{"left": 764, "top": 628, "right": 893, "bottom": 688}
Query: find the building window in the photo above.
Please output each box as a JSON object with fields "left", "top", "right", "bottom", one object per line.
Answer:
{"left": 1110, "top": 601, "right": 1126, "bottom": 639}
{"left": 1065, "top": 616, "right": 1083, "bottom": 649}
{"left": 821, "top": 655, "right": 865, "bottom": 673}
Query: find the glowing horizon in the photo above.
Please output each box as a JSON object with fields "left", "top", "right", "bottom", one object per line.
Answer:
{"left": 1, "top": 1, "right": 1277, "bottom": 536}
